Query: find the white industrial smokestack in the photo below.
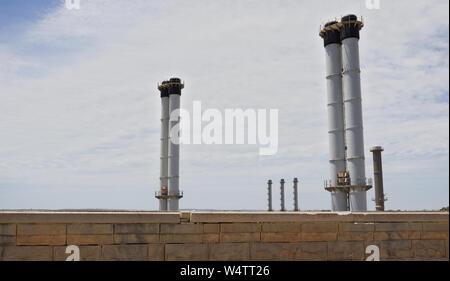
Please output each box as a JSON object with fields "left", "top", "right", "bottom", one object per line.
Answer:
{"left": 156, "top": 81, "right": 170, "bottom": 211}
{"left": 320, "top": 21, "right": 348, "bottom": 211}
{"left": 167, "top": 78, "right": 184, "bottom": 211}
{"left": 340, "top": 15, "right": 368, "bottom": 211}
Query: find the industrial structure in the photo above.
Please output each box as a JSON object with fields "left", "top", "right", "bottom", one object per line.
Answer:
{"left": 156, "top": 78, "right": 184, "bottom": 211}
{"left": 320, "top": 15, "right": 372, "bottom": 211}
{"left": 266, "top": 178, "right": 299, "bottom": 212}
{"left": 155, "top": 15, "right": 382, "bottom": 213}
{"left": 371, "top": 146, "right": 387, "bottom": 211}
{"left": 293, "top": 178, "right": 299, "bottom": 211}
{"left": 280, "top": 179, "right": 286, "bottom": 211}
{"left": 267, "top": 180, "right": 273, "bottom": 211}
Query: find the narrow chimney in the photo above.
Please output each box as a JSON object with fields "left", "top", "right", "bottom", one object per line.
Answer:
{"left": 267, "top": 180, "right": 273, "bottom": 212}
{"left": 280, "top": 179, "right": 285, "bottom": 211}
{"left": 293, "top": 178, "right": 299, "bottom": 211}
{"left": 371, "top": 146, "right": 386, "bottom": 211}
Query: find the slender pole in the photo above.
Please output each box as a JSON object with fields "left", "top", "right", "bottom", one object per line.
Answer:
{"left": 280, "top": 179, "right": 285, "bottom": 211}
{"left": 267, "top": 180, "right": 273, "bottom": 212}
{"left": 293, "top": 178, "right": 299, "bottom": 211}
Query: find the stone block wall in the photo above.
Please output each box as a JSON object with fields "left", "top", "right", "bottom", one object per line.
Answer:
{"left": 0, "top": 211, "right": 448, "bottom": 261}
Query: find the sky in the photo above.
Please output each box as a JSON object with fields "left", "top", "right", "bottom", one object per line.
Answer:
{"left": 0, "top": 0, "right": 448, "bottom": 211}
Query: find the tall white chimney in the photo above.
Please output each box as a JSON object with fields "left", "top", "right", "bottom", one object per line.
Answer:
{"left": 340, "top": 15, "right": 368, "bottom": 211}
{"left": 156, "top": 81, "right": 170, "bottom": 211}
{"left": 320, "top": 21, "right": 348, "bottom": 211}
{"left": 167, "top": 78, "right": 184, "bottom": 211}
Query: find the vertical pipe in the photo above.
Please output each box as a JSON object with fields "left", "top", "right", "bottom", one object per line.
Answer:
{"left": 158, "top": 81, "right": 169, "bottom": 211}
{"left": 371, "top": 146, "right": 385, "bottom": 211}
{"left": 280, "top": 179, "right": 285, "bottom": 211}
{"left": 168, "top": 78, "right": 184, "bottom": 211}
{"left": 267, "top": 180, "right": 273, "bottom": 212}
{"left": 293, "top": 178, "right": 299, "bottom": 211}
{"left": 320, "top": 21, "right": 348, "bottom": 211}
{"left": 340, "top": 15, "right": 367, "bottom": 211}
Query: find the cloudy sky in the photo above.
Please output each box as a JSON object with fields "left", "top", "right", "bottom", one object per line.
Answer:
{"left": 0, "top": 0, "right": 448, "bottom": 211}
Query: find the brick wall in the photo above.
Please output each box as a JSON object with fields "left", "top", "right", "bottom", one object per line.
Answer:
{"left": 0, "top": 211, "right": 448, "bottom": 261}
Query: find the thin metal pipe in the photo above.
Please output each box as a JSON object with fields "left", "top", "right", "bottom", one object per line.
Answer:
{"left": 267, "top": 180, "right": 273, "bottom": 212}
{"left": 280, "top": 179, "right": 285, "bottom": 211}
{"left": 293, "top": 178, "right": 299, "bottom": 211}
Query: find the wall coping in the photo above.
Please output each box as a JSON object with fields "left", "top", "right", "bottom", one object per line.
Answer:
{"left": 0, "top": 211, "right": 180, "bottom": 224}
{"left": 0, "top": 211, "right": 448, "bottom": 224}
{"left": 189, "top": 211, "right": 449, "bottom": 223}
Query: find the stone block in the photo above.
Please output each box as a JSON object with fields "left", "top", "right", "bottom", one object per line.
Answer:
{"left": 160, "top": 234, "right": 203, "bottom": 243}
{"left": 67, "top": 234, "right": 113, "bottom": 245}
{"left": 148, "top": 244, "right": 165, "bottom": 261}
{"left": 375, "top": 223, "right": 409, "bottom": 232}
{"left": 339, "top": 223, "right": 374, "bottom": 232}
{"left": 160, "top": 223, "right": 203, "bottom": 234}
{"left": 300, "top": 232, "right": 337, "bottom": 242}
{"left": 102, "top": 244, "right": 149, "bottom": 261}
{"left": 261, "top": 232, "right": 301, "bottom": 242}
{"left": 379, "top": 240, "right": 413, "bottom": 260}
{"left": 421, "top": 232, "right": 448, "bottom": 240}
{"left": 250, "top": 243, "right": 299, "bottom": 260}
{"left": 373, "top": 231, "right": 409, "bottom": 240}
{"left": 422, "top": 222, "right": 449, "bottom": 232}
{"left": 220, "top": 232, "right": 260, "bottom": 243}
{"left": 0, "top": 246, "right": 53, "bottom": 261}
{"left": 114, "top": 223, "right": 159, "bottom": 234}
{"left": 114, "top": 234, "right": 159, "bottom": 244}
{"left": 302, "top": 222, "right": 338, "bottom": 233}
{"left": 203, "top": 234, "right": 220, "bottom": 243}
{"left": 18, "top": 224, "right": 66, "bottom": 235}
{"left": 0, "top": 235, "right": 16, "bottom": 246}
{"left": 17, "top": 234, "right": 66, "bottom": 246}
{"left": 250, "top": 242, "right": 327, "bottom": 261}
{"left": 220, "top": 223, "right": 261, "bottom": 233}
{"left": 338, "top": 231, "right": 373, "bottom": 241}
{"left": 293, "top": 242, "right": 328, "bottom": 261}
{"left": 67, "top": 224, "right": 112, "bottom": 235}
{"left": 262, "top": 223, "right": 301, "bottom": 233}
{"left": 165, "top": 244, "right": 208, "bottom": 261}
{"left": 0, "top": 224, "right": 16, "bottom": 235}
{"left": 328, "top": 241, "right": 365, "bottom": 260}
{"left": 413, "top": 240, "right": 446, "bottom": 259}
{"left": 180, "top": 212, "right": 190, "bottom": 221}
{"left": 203, "top": 224, "right": 220, "bottom": 233}
{"left": 209, "top": 243, "right": 249, "bottom": 261}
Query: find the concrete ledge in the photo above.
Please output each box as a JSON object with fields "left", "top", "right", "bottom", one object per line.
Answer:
{"left": 0, "top": 212, "right": 180, "bottom": 224}
{"left": 190, "top": 212, "right": 449, "bottom": 223}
